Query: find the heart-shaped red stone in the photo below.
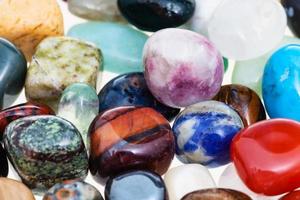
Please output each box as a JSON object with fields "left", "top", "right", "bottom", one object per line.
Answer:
{"left": 231, "top": 119, "right": 300, "bottom": 196}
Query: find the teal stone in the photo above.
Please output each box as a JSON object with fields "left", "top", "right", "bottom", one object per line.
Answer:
{"left": 58, "top": 83, "right": 99, "bottom": 149}
{"left": 223, "top": 57, "right": 228, "bottom": 72}
{"left": 68, "top": 22, "right": 148, "bottom": 74}
{"left": 3, "top": 115, "right": 88, "bottom": 192}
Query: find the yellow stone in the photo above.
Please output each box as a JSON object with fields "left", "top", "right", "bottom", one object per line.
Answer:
{"left": 0, "top": 0, "right": 64, "bottom": 60}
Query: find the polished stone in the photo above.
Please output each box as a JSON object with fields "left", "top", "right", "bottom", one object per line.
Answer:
{"left": 58, "top": 83, "right": 99, "bottom": 149}
{"left": 282, "top": 0, "right": 300, "bottom": 38}
{"left": 0, "top": 0, "right": 64, "bottom": 60}
{"left": 164, "top": 164, "right": 216, "bottom": 200}
{"left": 0, "top": 102, "right": 54, "bottom": 140}
{"left": 43, "top": 180, "right": 103, "bottom": 200}
{"left": 68, "top": 0, "right": 124, "bottom": 22}
{"left": 232, "top": 36, "right": 300, "bottom": 96}
{"left": 0, "top": 178, "right": 35, "bottom": 200}
{"left": 213, "top": 84, "right": 266, "bottom": 127}
{"left": 280, "top": 190, "right": 300, "bottom": 200}
{"left": 263, "top": 44, "right": 300, "bottom": 121}
{"left": 181, "top": 189, "right": 252, "bottom": 200}
{"left": 105, "top": 170, "right": 168, "bottom": 200}
{"left": 208, "top": 0, "right": 287, "bottom": 60}
{"left": 89, "top": 107, "right": 175, "bottom": 182}
{"left": 0, "top": 38, "right": 27, "bottom": 109}
{"left": 0, "top": 145, "right": 8, "bottom": 177}
{"left": 143, "top": 28, "right": 223, "bottom": 108}
{"left": 3, "top": 115, "right": 88, "bottom": 191}
{"left": 231, "top": 119, "right": 300, "bottom": 195}
{"left": 25, "top": 37, "right": 102, "bottom": 111}
{"left": 68, "top": 22, "right": 148, "bottom": 74}
{"left": 98, "top": 72, "right": 180, "bottom": 121}
{"left": 172, "top": 101, "right": 243, "bottom": 167}
{"left": 118, "top": 0, "right": 195, "bottom": 32}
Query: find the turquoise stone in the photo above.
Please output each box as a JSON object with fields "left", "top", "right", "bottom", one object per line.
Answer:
{"left": 68, "top": 22, "right": 148, "bottom": 74}
{"left": 232, "top": 36, "right": 300, "bottom": 96}
{"left": 3, "top": 115, "right": 88, "bottom": 192}
{"left": 58, "top": 83, "right": 99, "bottom": 149}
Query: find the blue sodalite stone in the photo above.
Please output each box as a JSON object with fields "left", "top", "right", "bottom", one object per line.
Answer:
{"left": 98, "top": 72, "right": 180, "bottom": 121}
{"left": 105, "top": 170, "right": 168, "bottom": 200}
{"left": 172, "top": 101, "right": 244, "bottom": 167}
{"left": 263, "top": 44, "right": 300, "bottom": 121}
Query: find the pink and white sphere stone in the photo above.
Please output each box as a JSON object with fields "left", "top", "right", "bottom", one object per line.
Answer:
{"left": 143, "top": 28, "right": 224, "bottom": 108}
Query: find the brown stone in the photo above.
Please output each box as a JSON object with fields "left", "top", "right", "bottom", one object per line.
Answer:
{"left": 0, "top": 178, "right": 35, "bottom": 200}
{"left": 181, "top": 189, "right": 252, "bottom": 200}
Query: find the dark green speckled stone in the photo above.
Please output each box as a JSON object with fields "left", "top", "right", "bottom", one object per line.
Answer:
{"left": 3, "top": 115, "right": 88, "bottom": 192}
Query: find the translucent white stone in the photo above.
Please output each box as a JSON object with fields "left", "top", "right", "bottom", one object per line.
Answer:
{"left": 164, "top": 164, "right": 216, "bottom": 200}
{"left": 208, "top": 0, "right": 287, "bottom": 60}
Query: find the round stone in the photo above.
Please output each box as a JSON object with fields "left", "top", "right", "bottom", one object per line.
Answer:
{"left": 143, "top": 28, "right": 224, "bottom": 108}
{"left": 172, "top": 101, "right": 244, "bottom": 167}
{"left": 0, "top": 178, "right": 35, "bottom": 200}
{"left": 281, "top": 0, "right": 300, "bottom": 38}
{"left": 181, "top": 189, "right": 252, "bottom": 200}
{"left": 105, "top": 170, "right": 168, "bottom": 200}
{"left": 208, "top": 0, "right": 287, "bottom": 60}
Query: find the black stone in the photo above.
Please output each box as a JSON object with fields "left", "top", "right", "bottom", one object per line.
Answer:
{"left": 0, "top": 144, "right": 8, "bottom": 177}
{"left": 98, "top": 72, "right": 180, "bottom": 121}
{"left": 117, "top": 0, "right": 195, "bottom": 32}
{"left": 282, "top": 0, "right": 300, "bottom": 38}
{"left": 0, "top": 38, "right": 27, "bottom": 109}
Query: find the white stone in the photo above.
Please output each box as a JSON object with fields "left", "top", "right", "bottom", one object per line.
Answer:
{"left": 164, "top": 164, "right": 216, "bottom": 200}
{"left": 208, "top": 0, "right": 287, "bottom": 60}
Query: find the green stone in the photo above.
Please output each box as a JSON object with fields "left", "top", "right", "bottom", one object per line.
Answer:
{"left": 67, "top": 22, "right": 148, "bottom": 74}
{"left": 58, "top": 83, "right": 99, "bottom": 149}
{"left": 3, "top": 115, "right": 88, "bottom": 193}
{"left": 223, "top": 57, "right": 228, "bottom": 72}
{"left": 25, "top": 36, "right": 102, "bottom": 110}
{"left": 232, "top": 36, "right": 300, "bottom": 96}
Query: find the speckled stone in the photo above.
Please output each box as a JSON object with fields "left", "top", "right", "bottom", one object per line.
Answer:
{"left": 58, "top": 83, "right": 99, "bottom": 149}
{"left": 3, "top": 115, "right": 88, "bottom": 192}
{"left": 43, "top": 180, "right": 103, "bottom": 200}
{"left": 25, "top": 37, "right": 102, "bottom": 110}
{"left": 0, "top": 178, "right": 35, "bottom": 200}
{"left": 181, "top": 189, "right": 252, "bottom": 200}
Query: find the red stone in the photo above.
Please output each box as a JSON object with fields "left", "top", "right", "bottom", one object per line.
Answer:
{"left": 231, "top": 119, "right": 300, "bottom": 196}
{"left": 0, "top": 102, "right": 54, "bottom": 140}
{"left": 280, "top": 190, "right": 300, "bottom": 200}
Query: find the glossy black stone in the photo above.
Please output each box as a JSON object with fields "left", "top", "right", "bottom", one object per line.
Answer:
{"left": 98, "top": 72, "right": 180, "bottom": 121}
{"left": 105, "top": 170, "right": 168, "bottom": 200}
{"left": 0, "top": 38, "right": 27, "bottom": 109}
{"left": 0, "top": 144, "right": 8, "bottom": 177}
{"left": 117, "top": 0, "right": 195, "bottom": 32}
{"left": 282, "top": 0, "right": 300, "bottom": 37}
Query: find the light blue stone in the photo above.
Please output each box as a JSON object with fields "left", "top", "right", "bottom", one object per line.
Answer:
{"left": 67, "top": 22, "right": 148, "bottom": 74}
{"left": 263, "top": 44, "right": 300, "bottom": 121}
{"left": 58, "top": 83, "right": 99, "bottom": 149}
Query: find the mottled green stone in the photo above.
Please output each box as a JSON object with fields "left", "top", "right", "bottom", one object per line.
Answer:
{"left": 223, "top": 57, "right": 228, "bottom": 72}
{"left": 25, "top": 36, "right": 102, "bottom": 110}
{"left": 232, "top": 36, "right": 300, "bottom": 96}
{"left": 58, "top": 83, "right": 99, "bottom": 149}
{"left": 68, "top": 22, "right": 148, "bottom": 74}
{"left": 3, "top": 115, "right": 88, "bottom": 192}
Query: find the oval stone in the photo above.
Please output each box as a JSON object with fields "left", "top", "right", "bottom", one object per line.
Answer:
{"left": 172, "top": 101, "right": 243, "bottom": 167}
{"left": 282, "top": 0, "right": 300, "bottom": 38}
{"left": 68, "top": 22, "right": 148, "bottom": 74}
{"left": 118, "top": 0, "right": 195, "bottom": 32}
{"left": 3, "top": 115, "right": 88, "bottom": 191}
{"left": 0, "top": 102, "right": 54, "bottom": 140}
{"left": 68, "top": 0, "right": 125, "bottom": 22}
{"left": 58, "top": 83, "right": 99, "bottom": 149}
{"left": 181, "top": 189, "right": 252, "bottom": 200}
{"left": 89, "top": 107, "right": 175, "bottom": 182}
{"left": 0, "top": 38, "right": 27, "bottom": 109}
{"left": 213, "top": 84, "right": 266, "bottom": 127}
{"left": 105, "top": 170, "right": 168, "bottom": 200}
{"left": 43, "top": 180, "right": 103, "bottom": 200}
{"left": 98, "top": 72, "right": 180, "bottom": 121}
{"left": 0, "top": 178, "right": 35, "bottom": 200}
{"left": 0, "top": 145, "right": 8, "bottom": 177}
